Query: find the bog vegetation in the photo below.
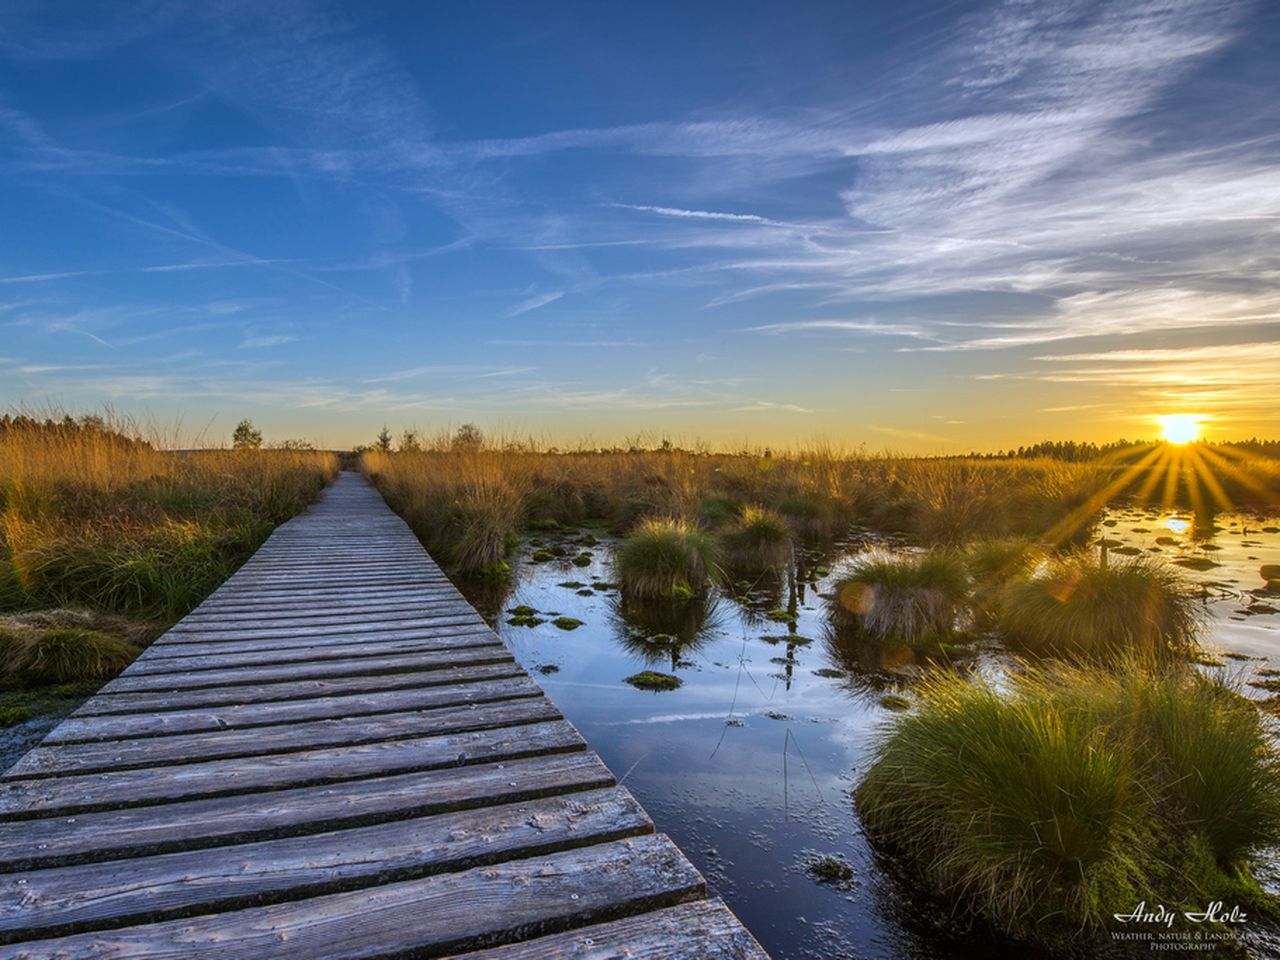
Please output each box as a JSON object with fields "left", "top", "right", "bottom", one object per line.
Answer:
{"left": 4, "top": 413, "right": 1278, "bottom": 952}
{"left": 857, "top": 662, "right": 1280, "bottom": 948}
{"left": 0, "top": 413, "right": 335, "bottom": 693}
{"left": 362, "top": 425, "right": 1278, "bottom": 580}
{"left": 361, "top": 425, "right": 1280, "bottom": 951}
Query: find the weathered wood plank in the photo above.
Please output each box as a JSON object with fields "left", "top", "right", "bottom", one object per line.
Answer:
{"left": 0, "top": 753, "right": 615, "bottom": 871}
{"left": 72, "top": 662, "right": 524, "bottom": 716}
{"left": 180, "top": 599, "right": 460, "bottom": 619}
{"left": 3, "top": 835, "right": 704, "bottom": 960}
{"left": 5, "top": 698, "right": 562, "bottom": 778}
{"left": 139, "top": 623, "right": 493, "bottom": 659}
{"left": 169, "top": 604, "right": 458, "bottom": 628}
{"left": 129, "top": 631, "right": 497, "bottom": 673}
{"left": 447, "top": 898, "right": 772, "bottom": 960}
{"left": 151, "top": 612, "right": 484, "bottom": 645}
{"left": 0, "top": 788, "right": 653, "bottom": 941}
{"left": 44, "top": 675, "right": 544, "bottom": 743}
{"left": 97, "top": 646, "right": 514, "bottom": 693}
{"left": 0, "top": 720, "right": 586, "bottom": 818}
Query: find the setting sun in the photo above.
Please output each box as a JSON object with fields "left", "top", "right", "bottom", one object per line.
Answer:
{"left": 1158, "top": 414, "right": 1202, "bottom": 445}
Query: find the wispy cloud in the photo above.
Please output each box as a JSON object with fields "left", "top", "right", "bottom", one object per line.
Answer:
{"left": 732, "top": 400, "right": 814, "bottom": 413}
{"left": 505, "top": 290, "right": 565, "bottom": 318}
{"left": 608, "top": 203, "right": 788, "bottom": 227}
{"left": 239, "top": 334, "right": 297, "bottom": 349}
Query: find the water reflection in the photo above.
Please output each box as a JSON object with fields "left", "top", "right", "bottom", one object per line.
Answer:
{"left": 611, "top": 593, "right": 720, "bottom": 670}
{"left": 452, "top": 508, "right": 1280, "bottom": 960}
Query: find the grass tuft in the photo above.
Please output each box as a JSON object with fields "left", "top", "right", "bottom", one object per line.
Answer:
{"left": 829, "top": 550, "right": 970, "bottom": 644}
{"left": 615, "top": 518, "right": 720, "bottom": 601}
{"left": 719, "top": 506, "right": 792, "bottom": 572}
{"left": 856, "top": 662, "right": 1280, "bottom": 947}
{"left": 998, "top": 551, "right": 1205, "bottom": 660}
{"left": 2, "top": 627, "right": 139, "bottom": 682}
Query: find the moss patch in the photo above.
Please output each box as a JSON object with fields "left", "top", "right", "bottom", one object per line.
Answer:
{"left": 624, "top": 671, "right": 682, "bottom": 692}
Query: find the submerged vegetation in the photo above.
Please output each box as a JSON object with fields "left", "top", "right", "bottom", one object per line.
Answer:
{"left": 857, "top": 662, "right": 1280, "bottom": 948}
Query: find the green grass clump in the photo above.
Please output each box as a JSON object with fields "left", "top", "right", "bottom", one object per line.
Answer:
{"left": 777, "top": 492, "right": 846, "bottom": 539}
{"left": 719, "top": 506, "right": 791, "bottom": 572}
{"left": 2, "top": 627, "right": 139, "bottom": 683}
{"left": 0, "top": 705, "right": 32, "bottom": 727}
{"left": 623, "top": 670, "right": 682, "bottom": 691}
{"left": 551, "top": 617, "right": 584, "bottom": 631}
{"left": 615, "top": 518, "right": 720, "bottom": 601}
{"left": 699, "top": 494, "right": 742, "bottom": 527}
{"left": 856, "top": 662, "right": 1280, "bottom": 948}
{"left": 966, "top": 537, "right": 1040, "bottom": 620}
{"left": 830, "top": 550, "right": 969, "bottom": 644}
{"left": 998, "top": 551, "right": 1204, "bottom": 660}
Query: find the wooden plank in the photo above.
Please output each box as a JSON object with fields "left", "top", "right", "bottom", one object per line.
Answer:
{"left": 72, "top": 662, "right": 524, "bottom": 716}
{"left": 2, "top": 834, "right": 705, "bottom": 959}
{"left": 171, "top": 603, "right": 458, "bottom": 627}
{"left": 210, "top": 574, "right": 451, "bottom": 591}
{"left": 152, "top": 612, "right": 484, "bottom": 645}
{"left": 129, "top": 631, "right": 497, "bottom": 673}
{"left": 0, "top": 720, "right": 586, "bottom": 818}
{"left": 5, "top": 698, "right": 562, "bottom": 778}
{"left": 139, "top": 624, "right": 493, "bottom": 661}
{"left": 97, "top": 646, "right": 514, "bottom": 694}
{"left": 184, "top": 597, "right": 459, "bottom": 617}
{"left": 0, "top": 788, "right": 653, "bottom": 942}
{"left": 44, "top": 675, "right": 544, "bottom": 743}
{"left": 448, "top": 898, "right": 772, "bottom": 960}
{"left": 0, "top": 753, "right": 615, "bottom": 871}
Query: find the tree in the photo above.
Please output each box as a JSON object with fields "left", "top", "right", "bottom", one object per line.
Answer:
{"left": 399, "top": 428, "right": 421, "bottom": 453}
{"left": 452, "top": 423, "right": 484, "bottom": 449}
{"left": 375, "top": 426, "right": 393, "bottom": 452}
{"left": 232, "top": 418, "right": 263, "bottom": 450}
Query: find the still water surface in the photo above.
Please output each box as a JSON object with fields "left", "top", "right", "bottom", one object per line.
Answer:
{"left": 460, "top": 506, "right": 1280, "bottom": 960}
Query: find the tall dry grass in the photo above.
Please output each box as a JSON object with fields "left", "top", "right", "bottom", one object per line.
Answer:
{"left": 362, "top": 433, "right": 1123, "bottom": 576}
{"left": 1, "top": 415, "right": 336, "bottom": 620}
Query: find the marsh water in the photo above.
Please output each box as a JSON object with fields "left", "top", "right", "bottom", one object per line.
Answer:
{"left": 460, "top": 506, "right": 1280, "bottom": 960}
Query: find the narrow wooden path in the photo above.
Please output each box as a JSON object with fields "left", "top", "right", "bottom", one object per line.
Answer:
{"left": 0, "top": 472, "right": 770, "bottom": 959}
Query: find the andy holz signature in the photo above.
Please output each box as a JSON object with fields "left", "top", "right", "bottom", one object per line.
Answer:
{"left": 1113, "top": 902, "right": 1249, "bottom": 929}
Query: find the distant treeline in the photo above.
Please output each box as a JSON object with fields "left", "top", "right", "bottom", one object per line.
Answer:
{"left": 968, "top": 439, "right": 1280, "bottom": 462}
{"left": 0, "top": 413, "right": 150, "bottom": 447}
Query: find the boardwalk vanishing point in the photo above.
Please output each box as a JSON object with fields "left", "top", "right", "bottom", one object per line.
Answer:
{"left": 0, "top": 473, "right": 771, "bottom": 959}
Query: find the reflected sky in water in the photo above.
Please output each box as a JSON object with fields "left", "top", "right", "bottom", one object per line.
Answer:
{"left": 461, "top": 511, "right": 1280, "bottom": 960}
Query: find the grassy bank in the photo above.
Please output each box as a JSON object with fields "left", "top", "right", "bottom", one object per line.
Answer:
{"left": 1, "top": 416, "right": 336, "bottom": 700}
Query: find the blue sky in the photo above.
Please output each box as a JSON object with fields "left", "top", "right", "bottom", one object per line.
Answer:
{"left": 2, "top": 0, "right": 1277, "bottom": 450}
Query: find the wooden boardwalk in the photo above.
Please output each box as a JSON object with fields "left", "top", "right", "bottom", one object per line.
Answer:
{"left": 0, "top": 473, "right": 770, "bottom": 959}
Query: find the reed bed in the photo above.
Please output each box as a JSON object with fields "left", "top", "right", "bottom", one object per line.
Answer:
{"left": 360, "top": 435, "right": 1140, "bottom": 576}
{"left": 1, "top": 415, "right": 336, "bottom": 625}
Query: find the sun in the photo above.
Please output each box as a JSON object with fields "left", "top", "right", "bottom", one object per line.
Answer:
{"left": 1157, "top": 414, "right": 1202, "bottom": 445}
